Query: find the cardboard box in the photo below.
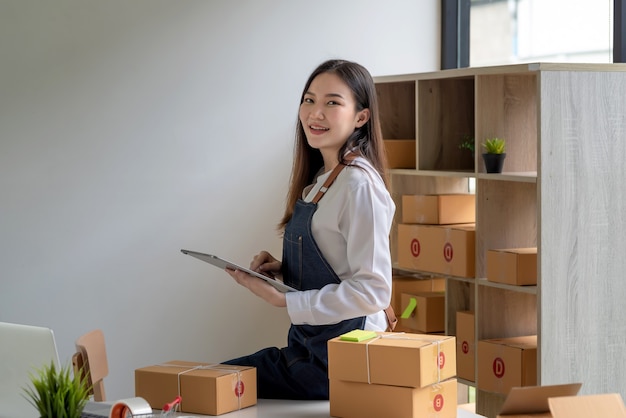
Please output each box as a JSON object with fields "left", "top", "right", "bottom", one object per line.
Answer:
{"left": 391, "top": 276, "right": 446, "bottom": 333}
{"left": 385, "top": 139, "right": 416, "bottom": 169}
{"left": 397, "top": 223, "right": 475, "bottom": 277}
{"left": 400, "top": 292, "right": 445, "bottom": 333}
{"left": 477, "top": 336, "right": 537, "bottom": 395}
{"left": 487, "top": 248, "right": 538, "bottom": 286}
{"left": 548, "top": 393, "right": 626, "bottom": 418}
{"left": 496, "top": 383, "right": 582, "bottom": 417}
{"left": 391, "top": 276, "right": 445, "bottom": 313}
{"left": 327, "top": 332, "right": 456, "bottom": 388}
{"left": 135, "top": 360, "right": 256, "bottom": 415}
{"left": 402, "top": 194, "right": 476, "bottom": 225}
{"left": 456, "top": 311, "right": 475, "bottom": 382}
{"left": 330, "top": 378, "right": 458, "bottom": 418}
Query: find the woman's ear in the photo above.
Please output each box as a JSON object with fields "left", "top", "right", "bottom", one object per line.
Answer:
{"left": 355, "top": 109, "right": 370, "bottom": 128}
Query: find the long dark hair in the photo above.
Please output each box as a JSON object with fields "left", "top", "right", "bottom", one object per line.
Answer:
{"left": 279, "top": 59, "right": 389, "bottom": 229}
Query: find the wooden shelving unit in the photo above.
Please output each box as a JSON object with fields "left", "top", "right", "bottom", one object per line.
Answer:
{"left": 376, "top": 63, "right": 626, "bottom": 418}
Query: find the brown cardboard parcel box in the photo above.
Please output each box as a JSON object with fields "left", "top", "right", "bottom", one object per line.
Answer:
{"left": 402, "top": 194, "right": 476, "bottom": 225}
{"left": 400, "top": 291, "right": 445, "bottom": 333}
{"left": 496, "top": 383, "right": 582, "bottom": 418}
{"left": 330, "top": 377, "right": 458, "bottom": 418}
{"left": 328, "top": 332, "right": 456, "bottom": 388}
{"left": 487, "top": 248, "right": 538, "bottom": 286}
{"left": 456, "top": 310, "right": 475, "bottom": 382}
{"left": 495, "top": 384, "right": 626, "bottom": 418}
{"left": 391, "top": 276, "right": 446, "bottom": 333}
{"left": 135, "top": 360, "right": 256, "bottom": 415}
{"left": 548, "top": 393, "right": 626, "bottom": 418}
{"left": 478, "top": 335, "right": 537, "bottom": 395}
{"left": 397, "top": 223, "right": 475, "bottom": 277}
{"left": 384, "top": 139, "right": 416, "bottom": 169}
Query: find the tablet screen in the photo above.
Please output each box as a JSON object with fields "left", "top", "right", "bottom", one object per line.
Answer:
{"left": 181, "top": 249, "right": 297, "bottom": 293}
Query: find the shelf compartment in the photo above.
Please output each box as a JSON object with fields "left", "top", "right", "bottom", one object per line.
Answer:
{"left": 445, "top": 278, "right": 475, "bottom": 336}
{"left": 477, "top": 285, "right": 537, "bottom": 341}
{"left": 475, "top": 73, "right": 538, "bottom": 174}
{"left": 475, "top": 179, "right": 537, "bottom": 279}
{"left": 376, "top": 80, "right": 416, "bottom": 140}
{"left": 389, "top": 173, "right": 471, "bottom": 263}
{"left": 418, "top": 76, "right": 475, "bottom": 172}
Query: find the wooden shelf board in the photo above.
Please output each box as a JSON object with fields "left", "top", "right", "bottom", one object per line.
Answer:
{"left": 476, "top": 278, "right": 537, "bottom": 295}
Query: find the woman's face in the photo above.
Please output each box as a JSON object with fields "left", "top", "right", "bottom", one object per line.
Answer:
{"left": 299, "top": 72, "right": 369, "bottom": 160}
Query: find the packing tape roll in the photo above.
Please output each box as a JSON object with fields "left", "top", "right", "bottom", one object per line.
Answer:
{"left": 108, "top": 397, "right": 153, "bottom": 418}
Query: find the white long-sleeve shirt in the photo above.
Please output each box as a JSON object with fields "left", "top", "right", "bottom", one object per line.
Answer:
{"left": 285, "top": 156, "right": 396, "bottom": 331}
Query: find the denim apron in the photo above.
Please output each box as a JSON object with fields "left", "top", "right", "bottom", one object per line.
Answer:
{"left": 223, "top": 162, "right": 365, "bottom": 400}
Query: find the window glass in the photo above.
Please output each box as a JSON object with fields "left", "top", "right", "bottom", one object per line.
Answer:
{"left": 470, "top": 0, "right": 614, "bottom": 66}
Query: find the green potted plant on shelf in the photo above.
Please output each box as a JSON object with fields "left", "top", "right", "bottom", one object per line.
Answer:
{"left": 23, "top": 361, "right": 91, "bottom": 418}
{"left": 458, "top": 134, "right": 475, "bottom": 158}
{"left": 481, "top": 137, "right": 506, "bottom": 173}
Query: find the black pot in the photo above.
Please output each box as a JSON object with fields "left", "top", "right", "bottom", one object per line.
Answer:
{"left": 482, "top": 153, "right": 506, "bottom": 173}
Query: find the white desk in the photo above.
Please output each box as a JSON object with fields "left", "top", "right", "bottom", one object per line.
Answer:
{"left": 87, "top": 399, "right": 486, "bottom": 417}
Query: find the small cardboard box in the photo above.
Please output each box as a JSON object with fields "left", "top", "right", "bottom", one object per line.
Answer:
{"left": 456, "top": 310, "right": 475, "bottom": 382}
{"left": 496, "top": 383, "right": 582, "bottom": 418}
{"left": 385, "top": 139, "right": 416, "bottom": 169}
{"left": 400, "top": 292, "right": 445, "bottom": 333}
{"left": 402, "top": 194, "right": 476, "bottom": 225}
{"left": 327, "top": 332, "right": 456, "bottom": 388}
{"left": 135, "top": 360, "right": 256, "bottom": 415}
{"left": 548, "top": 393, "right": 626, "bottom": 418}
{"left": 487, "top": 248, "right": 538, "bottom": 286}
{"left": 397, "top": 223, "right": 475, "bottom": 277}
{"left": 477, "top": 335, "right": 537, "bottom": 395}
{"left": 391, "top": 276, "right": 446, "bottom": 333}
{"left": 330, "top": 378, "right": 458, "bottom": 418}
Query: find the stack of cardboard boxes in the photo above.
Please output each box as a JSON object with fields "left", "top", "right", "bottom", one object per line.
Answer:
{"left": 328, "top": 330, "right": 458, "bottom": 418}
{"left": 394, "top": 194, "right": 476, "bottom": 336}
{"left": 390, "top": 275, "right": 446, "bottom": 333}
{"left": 477, "top": 246, "right": 539, "bottom": 395}
{"left": 397, "top": 194, "right": 476, "bottom": 278}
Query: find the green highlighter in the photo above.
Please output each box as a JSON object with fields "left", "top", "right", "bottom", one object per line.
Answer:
{"left": 339, "top": 329, "right": 378, "bottom": 342}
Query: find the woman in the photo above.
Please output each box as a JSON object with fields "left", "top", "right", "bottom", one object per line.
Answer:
{"left": 224, "top": 59, "right": 396, "bottom": 400}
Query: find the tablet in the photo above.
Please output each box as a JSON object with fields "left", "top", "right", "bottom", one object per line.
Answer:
{"left": 181, "top": 249, "right": 297, "bottom": 293}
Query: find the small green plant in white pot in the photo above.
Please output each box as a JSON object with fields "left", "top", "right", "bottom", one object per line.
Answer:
{"left": 481, "top": 137, "right": 506, "bottom": 173}
{"left": 23, "top": 361, "right": 90, "bottom": 418}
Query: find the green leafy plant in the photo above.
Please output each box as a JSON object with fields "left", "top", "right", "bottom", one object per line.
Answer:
{"left": 23, "top": 361, "right": 91, "bottom": 418}
{"left": 458, "top": 134, "right": 475, "bottom": 153}
{"left": 482, "top": 137, "right": 506, "bottom": 154}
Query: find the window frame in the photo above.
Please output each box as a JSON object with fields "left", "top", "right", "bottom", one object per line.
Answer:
{"left": 441, "top": 0, "right": 625, "bottom": 68}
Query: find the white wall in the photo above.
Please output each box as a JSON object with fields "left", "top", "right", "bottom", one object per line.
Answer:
{"left": 0, "top": 0, "right": 439, "bottom": 399}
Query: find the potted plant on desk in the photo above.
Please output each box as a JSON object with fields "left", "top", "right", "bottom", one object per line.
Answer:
{"left": 23, "top": 361, "right": 91, "bottom": 418}
{"left": 481, "top": 137, "right": 506, "bottom": 173}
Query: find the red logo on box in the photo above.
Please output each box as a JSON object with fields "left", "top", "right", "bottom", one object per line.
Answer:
{"left": 493, "top": 357, "right": 505, "bottom": 378}
{"left": 439, "top": 352, "right": 445, "bottom": 369}
{"left": 433, "top": 394, "right": 444, "bottom": 411}
{"left": 462, "top": 341, "right": 469, "bottom": 354}
{"left": 411, "top": 239, "right": 420, "bottom": 257}
{"left": 234, "top": 380, "right": 245, "bottom": 397}
{"left": 443, "top": 242, "right": 453, "bottom": 262}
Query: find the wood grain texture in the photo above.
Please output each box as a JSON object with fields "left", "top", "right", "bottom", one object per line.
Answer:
{"left": 539, "top": 70, "right": 626, "bottom": 396}
{"left": 376, "top": 81, "right": 416, "bottom": 139}
{"left": 475, "top": 74, "right": 537, "bottom": 173}
{"left": 446, "top": 278, "right": 475, "bottom": 335}
{"left": 475, "top": 179, "right": 537, "bottom": 279}
{"left": 418, "top": 78, "right": 475, "bottom": 170}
